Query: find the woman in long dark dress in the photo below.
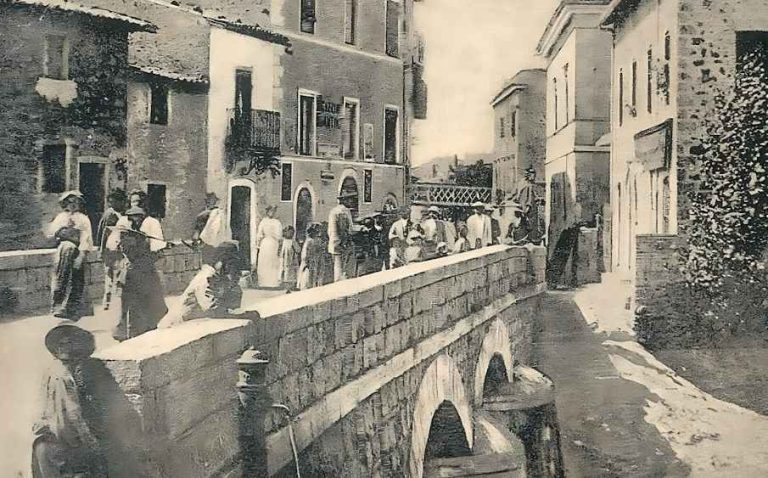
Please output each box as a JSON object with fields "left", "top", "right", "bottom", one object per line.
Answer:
{"left": 113, "top": 207, "right": 168, "bottom": 341}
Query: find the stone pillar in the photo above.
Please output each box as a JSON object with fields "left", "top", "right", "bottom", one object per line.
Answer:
{"left": 236, "top": 347, "right": 270, "bottom": 477}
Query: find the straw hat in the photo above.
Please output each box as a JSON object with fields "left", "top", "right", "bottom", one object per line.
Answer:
{"left": 58, "top": 190, "right": 84, "bottom": 204}
{"left": 44, "top": 324, "right": 95, "bottom": 359}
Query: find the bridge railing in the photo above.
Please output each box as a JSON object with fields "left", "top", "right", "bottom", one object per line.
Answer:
{"left": 94, "top": 245, "right": 546, "bottom": 477}
{"left": 409, "top": 182, "right": 493, "bottom": 206}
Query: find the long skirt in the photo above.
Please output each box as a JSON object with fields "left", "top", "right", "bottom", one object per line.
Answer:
{"left": 256, "top": 237, "right": 281, "bottom": 288}
{"left": 114, "top": 265, "right": 167, "bottom": 341}
{"left": 51, "top": 241, "right": 85, "bottom": 319}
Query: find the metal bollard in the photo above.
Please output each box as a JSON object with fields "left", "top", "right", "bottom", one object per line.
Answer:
{"left": 236, "top": 346, "right": 270, "bottom": 477}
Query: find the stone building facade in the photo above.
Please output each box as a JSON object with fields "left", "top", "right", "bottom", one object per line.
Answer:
{"left": 85, "top": 0, "right": 422, "bottom": 258}
{"left": 602, "top": 0, "right": 768, "bottom": 282}
{"left": 255, "top": 0, "right": 418, "bottom": 239}
{"left": 536, "top": 0, "right": 612, "bottom": 284}
{"left": 490, "top": 69, "right": 546, "bottom": 203}
{"left": 0, "top": 1, "right": 154, "bottom": 251}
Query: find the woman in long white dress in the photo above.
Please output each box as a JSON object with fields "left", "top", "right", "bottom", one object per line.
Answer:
{"left": 255, "top": 205, "right": 282, "bottom": 288}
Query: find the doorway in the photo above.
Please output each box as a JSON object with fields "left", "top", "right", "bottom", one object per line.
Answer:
{"left": 230, "top": 185, "right": 252, "bottom": 270}
{"left": 78, "top": 160, "right": 107, "bottom": 242}
{"left": 295, "top": 187, "right": 313, "bottom": 244}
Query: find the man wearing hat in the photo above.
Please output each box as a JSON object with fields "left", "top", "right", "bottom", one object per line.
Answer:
{"left": 328, "top": 191, "right": 355, "bottom": 281}
{"left": 46, "top": 191, "right": 94, "bottom": 319}
{"left": 193, "top": 192, "right": 226, "bottom": 264}
{"left": 467, "top": 202, "right": 491, "bottom": 249}
{"left": 113, "top": 206, "right": 168, "bottom": 341}
{"left": 33, "top": 324, "right": 104, "bottom": 477}
{"left": 158, "top": 241, "right": 243, "bottom": 327}
{"left": 96, "top": 189, "right": 127, "bottom": 311}
{"left": 388, "top": 207, "right": 410, "bottom": 268}
{"left": 516, "top": 166, "right": 545, "bottom": 244}
{"left": 485, "top": 204, "right": 502, "bottom": 245}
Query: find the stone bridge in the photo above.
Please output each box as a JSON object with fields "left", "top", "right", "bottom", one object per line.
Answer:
{"left": 93, "top": 245, "right": 551, "bottom": 477}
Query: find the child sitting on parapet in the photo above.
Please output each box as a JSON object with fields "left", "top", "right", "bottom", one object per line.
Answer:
{"left": 157, "top": 241, "right": 244, "bottom": 328}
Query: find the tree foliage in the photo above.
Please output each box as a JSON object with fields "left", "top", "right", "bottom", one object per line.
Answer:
{"left": 448, "top": 160, "right": 492, "bottom": 188}
{"left": 681, "top": 52, "right": 768, "bottom": 293}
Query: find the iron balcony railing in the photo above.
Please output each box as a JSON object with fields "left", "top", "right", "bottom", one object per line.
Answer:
{"left": 226, "top": 108, "right": 281, "bottom": 152}
{"left": 409, "top": 182, "right": 493, "bottom": 207}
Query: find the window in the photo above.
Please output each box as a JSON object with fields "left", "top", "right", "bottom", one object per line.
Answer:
{"left": 736, "top": 31, "right": 768, "bottom": 77}
{"left": 44, "top": 34, "right": 68, "bottom": 80}
{"left": 631, "top": 60, "right": 637, "bottom": 108}
{"left": 552, "top": 78, "right": 558, "bottom": 130}
{"left": 150, "top": 83, "right": 169, "bottom": 125}
{"left": 662, "top": 176, "right": 670, "bottom": 234}
{"left": 499, "top": 117, "right": 505, "bottom": 138}
{"left": 619, "top": 69, "right": 624, "bottom": 126}
{"left": 647, "top": 48, "right": 653, "bottom": 113}
{"left": 300, "top": 0, "right": 316, "bottom": 34}
{"left": 386, "top": 0, "right": 400, "bottom": 57}
{"left": 146, "top": 183, "right": 166, "bottom": 218}
{"left": 342, "top": 98, "right": 360, "bottom": 160}
{"left": 298, "top": 91, "right": 317, "bottom": 156}
{"left": 664, "top": 32, "right": 671, "bottom": 61}
{"left": 384, "top": 107, "right": 399, "bottom": 164}
{"left": 281, "top": 162, "right": 293, "bottom": 201}
{"left": 344, "top": 0, "right": 357, "bottom": 45}
{"left": 364, "top": 169, "right": 372, "bottom": 203}
{"left": 41, "top": 144, "right": 67, "bottom": 193}
{"left": 510, "top": 110, "right": 517, "bottom": 137}
{"left": 563, "top": 64, "right": 569, "bottom": 124}
{"left": 616, "top": 183, "right": 622, "bottom": 266}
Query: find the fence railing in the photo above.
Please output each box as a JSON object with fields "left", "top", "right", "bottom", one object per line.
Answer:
{"left": 409, "top": 182, "right": 493, "bottom": 207}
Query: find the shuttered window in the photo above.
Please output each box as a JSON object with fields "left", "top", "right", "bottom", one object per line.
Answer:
{"left": 385, "top": 0, "right": 399, "bottom": 57}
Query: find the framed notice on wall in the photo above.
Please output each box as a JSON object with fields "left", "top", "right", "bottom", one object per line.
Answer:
{"left": 363, "top": 123, "right": 375, "bottom": 161}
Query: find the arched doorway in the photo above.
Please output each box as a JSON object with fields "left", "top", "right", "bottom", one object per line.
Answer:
{"left": 340, "top": 176, "right": 359, "bottom": 218}
{"left": 295, "top": 186, "right": 314, "bottom": 244}
{"left": 383, "top": 193, "right": 398, "bottom": 213}
{"left": 228, "top": 179, "right": 257, "bottom": 269}
{"left": 424, "top": 401, "right": 472, "bottom": 461}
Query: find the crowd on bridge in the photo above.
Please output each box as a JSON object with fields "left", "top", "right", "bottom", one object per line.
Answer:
{"left": 34, "top": 173, "right": 547, "bottom": 477}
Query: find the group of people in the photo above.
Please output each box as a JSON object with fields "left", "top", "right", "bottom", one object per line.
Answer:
{"left": 47, "top": 188, "right": 245, "bottom": 343}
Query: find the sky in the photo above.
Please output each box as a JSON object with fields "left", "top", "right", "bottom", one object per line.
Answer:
{"left": 412, "top": 0, "right": 559, "bottom": 165}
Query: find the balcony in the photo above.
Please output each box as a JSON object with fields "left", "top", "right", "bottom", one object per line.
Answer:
{"left": 225, "top": 109, "right": 281, "bottom": 176}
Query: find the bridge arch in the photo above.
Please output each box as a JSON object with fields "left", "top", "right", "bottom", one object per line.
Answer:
{"left": 409, "top": 354, "right": 473, "bottom": 478}
{"left": 474, "top": 319, "right": 514, "bottom": 406}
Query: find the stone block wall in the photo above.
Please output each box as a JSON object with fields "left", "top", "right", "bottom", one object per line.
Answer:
{"left": 634, "top": 234, "right": 682, "bottom": 313}
{"left": 93, "top": 245, "right": 546, "bottom": 478}
{"left": 0, "top": 244, "right": 201, "bottom": 315}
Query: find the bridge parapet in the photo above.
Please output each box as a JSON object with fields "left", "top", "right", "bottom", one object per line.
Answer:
{"left": 94, "top": 245, "right": 546, "bottom": 478}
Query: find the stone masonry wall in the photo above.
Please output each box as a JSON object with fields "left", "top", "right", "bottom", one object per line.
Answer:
{"left": 634, "top": 234, "right": 682, "bottom": 312}
{"left": 0, "top": 244, "right": 201, "bottom": 315}
{"left": 93, "top": 245, "right": 546, "bottom": 478}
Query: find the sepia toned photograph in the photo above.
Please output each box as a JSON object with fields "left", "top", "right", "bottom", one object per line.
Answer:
{"left": 2, "top": 0, "right": 768, "bottom": 476}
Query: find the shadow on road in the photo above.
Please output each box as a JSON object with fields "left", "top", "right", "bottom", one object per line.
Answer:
{"left": 532, "top": 292, "right": 689, "bottom": 478}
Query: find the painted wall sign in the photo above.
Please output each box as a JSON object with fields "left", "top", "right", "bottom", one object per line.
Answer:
{"left": 317, "top": 98, "right": 341, "bottom": 128}
{"left": 633, "top": 119, "right": 672, "bottom": 171}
